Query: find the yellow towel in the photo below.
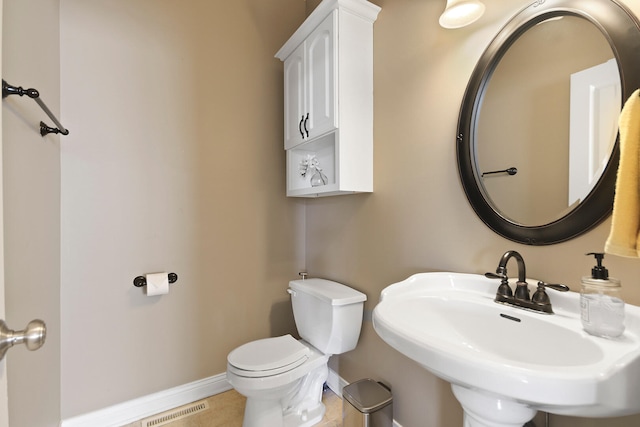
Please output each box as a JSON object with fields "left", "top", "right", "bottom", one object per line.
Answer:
{"left": 605, "top": 88, "right": 640, "bottom": 257}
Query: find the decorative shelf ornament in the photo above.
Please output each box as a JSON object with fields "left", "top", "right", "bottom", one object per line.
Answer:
{"left": 299, "top": 154, "right": 328, "bottom": 187}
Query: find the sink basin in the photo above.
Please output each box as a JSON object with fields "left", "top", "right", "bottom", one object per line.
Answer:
{"left": 372, "top": 272, "right": 640, "bottom": 426}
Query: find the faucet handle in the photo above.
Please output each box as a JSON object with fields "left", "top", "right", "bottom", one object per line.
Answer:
{"left": 485, "top": 272, "right": 513, "bottom": 297}
{"left": 532, "top": 281, "right": 570, "bottom": 306}
{"left": 536, "top": 281, "right": 570, "bottom": 292}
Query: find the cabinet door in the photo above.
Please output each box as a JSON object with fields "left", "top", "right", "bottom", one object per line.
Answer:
{"left": 283, "top": 44, "right": 306, "bottom": 149}
{"left": 305, "top": 12, "right": 337, "bottom": 140}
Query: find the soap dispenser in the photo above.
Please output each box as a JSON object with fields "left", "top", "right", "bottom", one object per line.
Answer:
{"left": 580, "top": 252, "right": 625, "bottom": 338}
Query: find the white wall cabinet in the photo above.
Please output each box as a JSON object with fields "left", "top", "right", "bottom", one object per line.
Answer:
{"left": 276, "top": 0, "right": 380, "bottom": 197}
{"left": 283, "top": 13, "right": 336, "bottom": 150}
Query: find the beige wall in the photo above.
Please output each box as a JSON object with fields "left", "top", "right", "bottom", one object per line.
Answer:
{"left": 59, "top": 0, "right": 305, "bottom": 419}
{"left": 3, "top": 1, "right": 61, "bottom": 426}
{"left": 5, "top": 0, "right": 640, "bottom": 426}
{"left": 308, "top": 0, "right": 640, "bottom": 426}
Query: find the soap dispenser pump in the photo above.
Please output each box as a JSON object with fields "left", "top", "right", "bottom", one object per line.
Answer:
{"left": 580, "top": 252, "right": 625, "bottom": 338}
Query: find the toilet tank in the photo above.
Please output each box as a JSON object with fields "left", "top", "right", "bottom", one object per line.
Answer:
{"left": 288, "top": 278, "right": 367, "bottom": 355}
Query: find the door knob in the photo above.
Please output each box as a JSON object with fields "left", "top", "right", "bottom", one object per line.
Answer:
{"left": 0, "top": 319, "right": 46, "bottom": 361}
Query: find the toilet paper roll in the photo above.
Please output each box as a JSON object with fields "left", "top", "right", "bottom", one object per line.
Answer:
{"left": 146, "top": 272, "right": 169, "bottom": 296}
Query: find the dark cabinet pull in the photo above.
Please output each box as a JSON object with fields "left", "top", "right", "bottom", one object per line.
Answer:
{"left": 303, "top": 113, "right": 309, "bottom": 137}
{"left": 299, "top": 115, "right": 305, "bottom": 138}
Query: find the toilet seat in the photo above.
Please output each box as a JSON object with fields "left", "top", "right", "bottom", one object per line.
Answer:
{"left": 227, "top": 335, "right": 310, "bottom": 378}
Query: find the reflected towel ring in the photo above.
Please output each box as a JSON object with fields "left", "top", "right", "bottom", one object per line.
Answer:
{"left": 481, "top": 167, "right": 518, "bottom": 177}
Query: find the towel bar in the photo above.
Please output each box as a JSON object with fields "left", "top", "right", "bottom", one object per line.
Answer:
{"left": 2, "top": 79, "right": 69, "bottom": 136}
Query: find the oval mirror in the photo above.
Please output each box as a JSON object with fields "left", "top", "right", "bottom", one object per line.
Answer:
{"left": 457, "top": 0, "right": 640, "bottom": 245}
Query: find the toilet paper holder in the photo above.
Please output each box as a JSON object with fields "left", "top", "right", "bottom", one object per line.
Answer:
{"left": 133, "top": 273, "right": 178, "bottom": 288}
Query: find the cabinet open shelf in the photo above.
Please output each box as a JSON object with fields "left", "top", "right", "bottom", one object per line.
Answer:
{"left": 287, "top": 133, "right": 337, "bottom": 197}
{"left": 286, "top": 130, "right": 373, "bottom": 197}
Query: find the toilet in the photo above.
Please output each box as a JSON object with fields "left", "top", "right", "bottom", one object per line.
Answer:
{"left": 226, "top": 278, "right": 367, "bottom": 427}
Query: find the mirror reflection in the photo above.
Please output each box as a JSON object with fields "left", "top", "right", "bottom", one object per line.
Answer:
{"left": 476, "top": 16, "right": 620, "bottom": 226}
{"left": 457, "top": 0, "right": 640, "bottom": 245}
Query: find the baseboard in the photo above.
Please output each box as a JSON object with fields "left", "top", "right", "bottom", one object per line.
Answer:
{"left": 59, "top": 373, "right": 232, "bottom": 427}
{"left": 326, "top": 366, "right": 349, "bottom": 396}
{"left": 59, "top": 368, "right": 403, "bottom": 427}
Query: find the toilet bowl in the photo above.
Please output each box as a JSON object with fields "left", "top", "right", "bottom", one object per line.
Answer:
{"left": 227, "top": 335, "right": 330, "bottom": 427}
{"left": 226, "top": 278, "right": 366, "bottom": 427}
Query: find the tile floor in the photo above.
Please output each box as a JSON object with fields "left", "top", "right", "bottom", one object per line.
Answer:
{"left": 122, "top": 387, "right": 342, "bottom": 427}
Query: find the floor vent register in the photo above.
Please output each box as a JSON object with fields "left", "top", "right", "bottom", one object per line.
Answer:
{"left": 141, "top": 400, "right": 210, "bottom": 427}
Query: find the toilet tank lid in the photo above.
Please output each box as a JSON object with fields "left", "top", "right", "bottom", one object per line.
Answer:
{"left": 289, "top": 278, "right": 367, "bottom": 306}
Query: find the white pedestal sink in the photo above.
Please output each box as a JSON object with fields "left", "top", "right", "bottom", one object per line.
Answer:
{"left": 372, "top": 272, "right": 640, "bottom": 427}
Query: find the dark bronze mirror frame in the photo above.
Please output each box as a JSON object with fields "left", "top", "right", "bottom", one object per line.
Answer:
{"left": 457, "top": 0, "right": 640, "bottom": 245}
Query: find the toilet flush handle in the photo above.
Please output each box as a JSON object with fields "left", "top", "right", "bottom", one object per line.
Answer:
{"left": 287, "top": 288, "right": 296, "bottom": 296}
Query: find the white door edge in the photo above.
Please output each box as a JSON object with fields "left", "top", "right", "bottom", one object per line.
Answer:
{"left": 0, "top": 1, "right": 9, "bottom": 425}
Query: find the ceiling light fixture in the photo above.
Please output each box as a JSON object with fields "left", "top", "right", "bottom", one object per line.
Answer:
{"left": 439, "top": 0, "right": 486, "bottom": 29}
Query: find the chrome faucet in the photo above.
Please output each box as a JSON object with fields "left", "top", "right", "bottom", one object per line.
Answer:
{"left": 485, "top": 250, "right": 569, "bottom": 314}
